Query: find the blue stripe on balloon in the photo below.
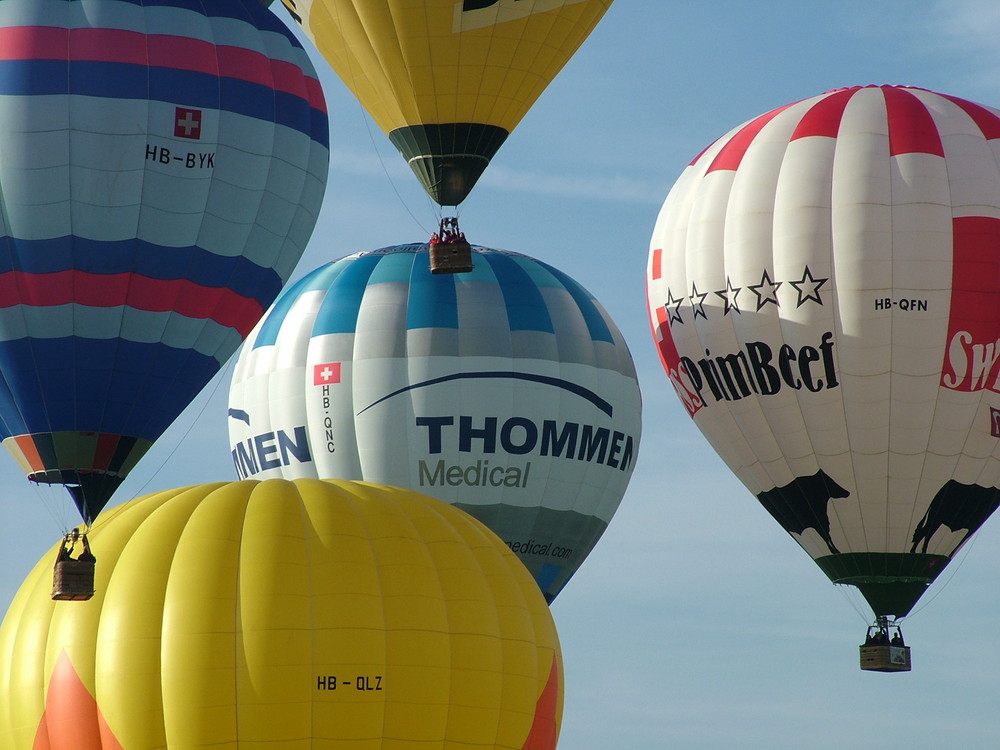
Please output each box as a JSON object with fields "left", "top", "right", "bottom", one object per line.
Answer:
{"left": 538, "top": 262, "right": 615, "bottom": 343}
{"left": 536, "top": 564, "right": 563, "bottom": 593}
{"left": 99, "top": 0, "right": 305, "bottom": 48}
{"left": 481, "top": 252, "right": 555, "bottom": 334}
{"left": 275, "top": 88, "right": 329, "bottom": 148}
{"left": 254, "top": 262, "right": 350, "bottom": 348}
{"left": 311, "top": 254, "right": 384, "bottom": 336}
{"left": 0, "top": 375, "right": 21, "bottom": 438}
{"left": 0, "top": 237, "right": 283, "bottom": 310}
{"left": 261, "top": 246, "right": 619, "bottom": 346}
{"left": 0, "top": 61, "right": 327, "bottom": 145}
{"left": 456, "top": 258, "right": 497, "bottom": 281}
{"left": 366, "top": 250, "right": 419, "bottom": 284}
{"left": 0, "top": 337, "right": 218, "bottom": 440}
{"left": 407, "top": 254, "right": 459, "bottom": 331}
{"left": 0, "top": 60, "right": 70, "bottom": 97}
{"left": 218, "top": 76, "right": 275, "bottom": 131}
{"left": 112, "top": 0, "right": 252, "bottom": 14}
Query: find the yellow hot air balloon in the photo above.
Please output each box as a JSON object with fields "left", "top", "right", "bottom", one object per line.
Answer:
{"left": 281, "top": 0, "right": 613, "bottom": 206}
{"left": 0, "top": 479, "right": 562, "bottom": 749}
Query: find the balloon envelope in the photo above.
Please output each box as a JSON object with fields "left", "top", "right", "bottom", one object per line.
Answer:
{"left": 647, "top": 85, "right": 1000, "bottom": 618}
{"left": 228, "top": 244, "right": 641, "bottom": 601}
{"left": 280, "top": 0, "right": 613, "bottom": 205}
{"left": 0, "top": 479, "right": 562, "bottom": 750}
{"left": 0, "top": 0, "right": 329, "bottom": 523}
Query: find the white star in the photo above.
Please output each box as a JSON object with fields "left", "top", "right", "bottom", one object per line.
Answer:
{"left": 789, "top": 265, "right": 828, "bottom": 307}
{"left": 690, "top": 282, "right": 709, "bottom": 319}
{"left": 665, "top": 289, "right": 685, "bottom": 325}
{"left": 748, "top": 269, "right": 782, "bottom": 311}
{"left": 715, "top": 276, "right": 742, "bottom": 315}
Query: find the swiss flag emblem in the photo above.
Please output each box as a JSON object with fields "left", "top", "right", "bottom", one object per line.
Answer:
{"left": 313, "top": 362, "right": 341, "bottom": 385}
{"left": 174, "top": 107, "right": 202, "bottom": 139}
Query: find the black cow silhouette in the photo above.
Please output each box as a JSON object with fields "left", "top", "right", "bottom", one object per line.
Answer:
{"left": 756, "top": 470, "right": 850, "bottom": 554}
{"left": 910, "top": 480, "right": 1000, "bottom": 555}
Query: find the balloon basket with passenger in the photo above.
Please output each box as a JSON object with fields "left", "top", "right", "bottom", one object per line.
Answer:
{"left": 27, "top": 475, "right": 111, "bottom": 601}
{"left": 52, "top": 529, "right": 96, "bottom": 602}
{"left": 859, "top": 615, "right": 910, "bottom": 673}
{"left": 428, "top": 217, "right": 473, "bottom": 274}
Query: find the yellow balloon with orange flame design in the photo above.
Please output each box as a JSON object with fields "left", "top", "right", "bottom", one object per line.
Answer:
{"left": 0, "top": 479, "right": 562, "bottom": 749}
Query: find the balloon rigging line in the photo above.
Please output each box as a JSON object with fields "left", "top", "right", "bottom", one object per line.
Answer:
{"left": 124, "top": 356, "right": 236, "bottom": 502}
{"left": 835, "top": 582, "right": 875, "bottom": 625}
{"left": 317, "top": 3, "right": 431, "bottom": 233}
{"left": 352, "top": 86, "right": 435, "bottom": 238}
{"left": 906, "top": 530, "right": 979, "bottom": 620}
{"left": 32, "top": 482, "right": 75, "bottom": 537}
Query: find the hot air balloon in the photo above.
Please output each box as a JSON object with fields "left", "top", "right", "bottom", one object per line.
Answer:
{"left": 646, "top": 84, "right": 1000, "bottom": 670}
{"left": 279, "top": 0, "right": 613, "bottom": 208}
{"left": 228, "top": 244, "right": 641, "bottom": 602}
{"left": 0, "top": 0, "right": 329, "bottom": 528}
{"left": 0, "top": 479, "right": 562, "bottom": 750}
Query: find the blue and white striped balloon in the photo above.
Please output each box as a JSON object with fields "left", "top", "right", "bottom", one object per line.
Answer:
{"left": 0, "top": 0, "right": 329, "bottom": 523}
{"left": 228, "top": 244, "right": 642, "bottom": 601}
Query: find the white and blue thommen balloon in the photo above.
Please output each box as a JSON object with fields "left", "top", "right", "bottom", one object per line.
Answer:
{"left": 228, "top": 244, "right": 642, "bottom": 601}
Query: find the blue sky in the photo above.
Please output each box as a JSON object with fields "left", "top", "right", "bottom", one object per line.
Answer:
{"left": 6, "top": 2, "right": 1000, "bottom": 748}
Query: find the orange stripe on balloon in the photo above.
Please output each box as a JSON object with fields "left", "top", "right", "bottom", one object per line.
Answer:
{"left": 33, "top": 651, "right": 123, "bottom": 750}
{"left": 521, "top": 654, "right": 561, "bottom": 750}
{"left": 13, "top": 434, "right": 45, "bottom": 472}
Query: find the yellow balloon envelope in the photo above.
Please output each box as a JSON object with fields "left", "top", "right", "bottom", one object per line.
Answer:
{"left": 282, "top": 0, "right": 613, "bottom": 205}
{"left": 0, "top": 479, "right": 562, "bottom": 749}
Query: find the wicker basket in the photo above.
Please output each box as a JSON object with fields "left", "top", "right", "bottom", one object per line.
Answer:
{"left": 859, "top": 644, "right": 911, "bottom": 672}
{"left": 52, "top": 558, "right": 96, "bottom": 601}
{"left": 429, "top": 241, "right": 473, "bottom": 274}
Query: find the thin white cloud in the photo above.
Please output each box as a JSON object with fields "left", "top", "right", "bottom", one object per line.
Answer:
{"left": 476, "top": 164, "right": 667, "bottom": 205}
{"left": 327, "top": 146, "right": 409, "bottom": 179}
{"left": 933, "top": 0, "right": 1000, "bottom": 44}
{"left": 927, "top": 1, "right": 1000, "bottom": 94}
{"left": 327, "top": 146, "right": 667, "bottom": 205}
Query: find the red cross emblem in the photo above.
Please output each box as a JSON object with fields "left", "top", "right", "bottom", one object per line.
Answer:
{"left": 313, "top": 363, "right": 342, "bottom": 385}
{"left": 174, "top": 107, "right": 202, "bottom": 139}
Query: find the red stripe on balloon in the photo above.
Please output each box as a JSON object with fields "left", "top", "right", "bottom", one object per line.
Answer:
{"left": 706, "top": 101, "right": 798, "bottom": 173}
{"left": 938, "top": 93, "right": 1000, "bottom": 140}
{"left": 689, "top": 136, "right": 721, "bottom": 166}
{"left": 0, "top": 26, "right": 70, "bottom": 60}
{"left": 791, "top": 88, "right": 857, "bottom": 140}
{"left": 147, "top": 33, "right": 221, "bottom": 74}
{"left": 93, "top": 433, "right": 124, "bottom": 473}
{"left": 0, "top": 271, "right": 263, "bottom": 337}
{"left": 650, "top": 248, "right": 663, "bottom": 280}
{"left": 883, "top": 86, "right": 945, "bottom": 157}
{"left": 0, "top": 27, "right": 327, "bottom": 113}
{"left": 941, "top": 216, "right": 1000, "bottom": 392}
